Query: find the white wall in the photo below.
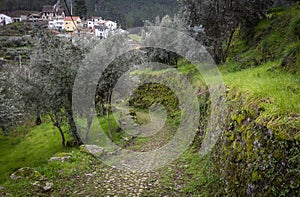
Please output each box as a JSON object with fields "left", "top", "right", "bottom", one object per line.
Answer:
{"left": 0, "top": 14, "right": 13, "bottom": 25}
{"left": 48, "top": 19, "right": 65, "bottom": 30}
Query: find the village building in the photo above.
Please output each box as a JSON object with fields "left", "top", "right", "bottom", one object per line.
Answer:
{"left": 41, "top": 0, "right": 65, "bottom": 21}
{"left": 94, "top": 25, "right": 109, "bottom": 38}
{"left": 27, "top": 13, "right": 41, "bottom": 22}
{"left": 48, "top": 19, "right": 65, "bottom": 30}
{"left": 100, "top": 20, "right": 117, "bottom": 30}
{"left": 86, "top": 20, "right": 94, "bottom": 29}
{"left": 64, "top": 16, "right": 81, "bottom": 32}
{"left": 92, "top": 17, "right": 103, "bottom": 23}
{"left": 86, "top": 17, "right": 104, "bottom": 29}
{"left": 0, "top": 14, "right": 13, "bottom": 26}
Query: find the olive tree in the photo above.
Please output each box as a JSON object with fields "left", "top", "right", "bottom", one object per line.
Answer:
{"left": 1, "top": 32, "right": 98, "bottom": 146}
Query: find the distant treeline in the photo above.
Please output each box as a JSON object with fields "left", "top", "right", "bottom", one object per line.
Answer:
{"left": 90, "top": 0, "right": 179, "bottom": 28}
{"left": 0, "top": 0, "right": 57, "bottom": 12}
{"left": 0, "top": 0, "right": 179, "bottom": 28}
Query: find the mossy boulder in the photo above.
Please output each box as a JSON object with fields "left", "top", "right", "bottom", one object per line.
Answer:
{"left": 10, "top": 167, "right": 53, "bottom": 192}
{"left": 10, "top": 167, "right": 42, "bottom": 181}
{"left": 49, "top": 152, "right": 72, "bottom": 162}
{"left": 80, "top": 145, "right": 105, "bottom": 157}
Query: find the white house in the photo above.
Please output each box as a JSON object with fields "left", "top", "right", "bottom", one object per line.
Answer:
{"left": 20, "top": 15, "right": 28, "bottom": 21}
{"left": 48, "top": 19, "right": 65, "bottom": 30}
{"left": 12, "top": 17, "right": 21, "bottom": 22}
{"left": 0, "top": 14, "right": 13, "bottom": 26}
{"left": 86, "top": 17, "right": 104, "bottom": 29}
{"left": 41, "top": 0, "right": 65, "bottom": 20}
{"left": 92, "top": 17, "right": 103, "bottom": 23}
{"left": 94, "top": 25, "right": 109, "bottom": 39}
{"left": 12, "top": 15, "right": 28, "bottom": 22}
{"left": 86, "top": 20, "right": 94, "bottom": 29}
{"left": 101, "top": 20, "right": 117, "bottom": 30}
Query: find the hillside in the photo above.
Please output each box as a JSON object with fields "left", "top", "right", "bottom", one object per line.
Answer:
{"left": 0, "top": 0, "right": 179, "bottom": 28}
{"left": 91, "top": 0, "right": 179, "bottom": 28}
{"left": 0, "top": 0, "right": 57, "bottom": 12}
{"left": 0, "top": 3, "right": 299, "bottom": 197}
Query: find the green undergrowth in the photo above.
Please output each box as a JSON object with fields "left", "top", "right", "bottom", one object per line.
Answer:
{"left": 2, "top": 149, "right": 99, "bottom": 196}
{"left": 221, "top": 62, "right": 299, "bottom": 128}
{"left": 0, "top": 121, "right": 66, "bottom": 184}
{"left": 226, "top": 4, "right": 300, "bottom": 73}
{"left": 174, "top": 151, "right": 221, "bottom": 196}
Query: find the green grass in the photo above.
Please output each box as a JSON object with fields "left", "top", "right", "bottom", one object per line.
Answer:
{"left": 77, "top": 113, "right": 127, "bottom": 147}
{"left": 220, "top": 61, "right": 300, "bottom": 117}
{"left": 226, "top": 5, "right": 300, "bottom": 73}
{"left": 0, "top": 121, "right": 65, "bottom": 183}
{"left": 129, "top": 34, "right": 142, "bottom": 42}
{"left": 180, "top": 152, "right": 220, "bottom": 196}
{"left": 178, "top": 57, "right": 298, "bottom": 118}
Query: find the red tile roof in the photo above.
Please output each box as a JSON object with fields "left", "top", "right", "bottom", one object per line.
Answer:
{"left": 64, "top": 16, "right": 80, "bottom": 21}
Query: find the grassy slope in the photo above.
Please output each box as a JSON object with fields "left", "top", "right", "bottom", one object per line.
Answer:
{"left": 221, "top": 4, "right": 300, "bottom": 140}
{"left": 0, "top": 115, "right": 122, "bottom": 184}
{"left": 225, "top": 4, "right": 300, "bottom": 74}
{"left": 0, "top": 121, "right": 64, "bottom": 184}
{"left": 221, "top": 62, "right": 299, "bottom": 139}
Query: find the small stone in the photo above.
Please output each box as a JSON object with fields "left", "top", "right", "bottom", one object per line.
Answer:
{"left": 80, "top": 145, "right": 104, "bottom": 157}
{"left": 10, "top": 167, "right": 42, "bottom": 181}
{"left": 10, "top": 173, "right": 21, "bottom": 180}
{"left": 49, "top": 156, "right": 71, "bottom": 162}
{"left": 43, "top": 181, "right": 54, "bottom": 191}
{"left": 32, "top": 181, "right": 40, "bottom": 187}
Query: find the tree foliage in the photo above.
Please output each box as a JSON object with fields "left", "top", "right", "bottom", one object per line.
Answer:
{"left": 143, "top": 15, "right": 185, "bottom": 66}
{"left": 74, "top": 0, "right": 87, "bottom": 19}
{"left": 179, "top": 0, "right": 274, "bottom": 64}
{"left": 92, "top": 0, "right": 179, "bottom": 28}
{"left": 0, "top": 0, "right": 57, "bottom": 12}
{"left": 1, "top": 32, "right": 99, "bottom": 145}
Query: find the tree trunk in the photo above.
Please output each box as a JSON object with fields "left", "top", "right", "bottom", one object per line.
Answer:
{"left": 106, "top": 91, "right": 112, "bottom": 141}
{"left": 224, "top": 29, "right": 236, "bottom": 62}
{"left": 66, "top": 92, "right": 83, "bottom": 146}
{"left": 57, "top": 123, "right": 66, "bottom": 148}
{"left": 85, "top": 111, "right": 93, "bottom": 143}
{"left": 35, "top": 110, "right": 42, "bottom": 125}
{"left": 214, "top": 40, "right": 224, "bottom": 64}
{"left": 49, "top": 115, "right": 65, "bottom": 148}
{"left": 66, "top": 107, "right": 83, "bottom": 146}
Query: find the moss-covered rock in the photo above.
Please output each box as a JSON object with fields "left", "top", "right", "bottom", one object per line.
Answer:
{"left": 49, "top": 152, "right": 72, "bottom": 162}
{"left": 80, "top": 144, "right": 105, "bottom": 158}
{"left": 10, "top": 167, "right": 43, "bottom": 181}
{"left": 212, "top": 91, "right": 300, "bottom": 196}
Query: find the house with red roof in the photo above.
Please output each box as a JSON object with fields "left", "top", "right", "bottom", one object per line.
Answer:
{"left": 64, "top": 16, "right": 81, "bottom": 32}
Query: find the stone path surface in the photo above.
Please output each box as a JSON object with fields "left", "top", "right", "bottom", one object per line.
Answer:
{"left": 73, "top": 145, "right": 185, "bottom": 196}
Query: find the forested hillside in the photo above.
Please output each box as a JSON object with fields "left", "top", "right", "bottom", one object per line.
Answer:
{"left": 0, "top": 0, "right": 57, "bottom": 12}
{"left": 0, "top": 0, "right": 179, "bottom": 28}
{"left": 91, "top": 0, "right": 179, "bottom": 28}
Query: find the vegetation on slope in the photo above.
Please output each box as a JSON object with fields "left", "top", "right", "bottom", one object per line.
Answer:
{"left": 226, "top": 4, "right": 300, "bottom": 73}
{"left": 0, "top": 121, "right": 65, "bottom": 184}
{"left": 0, "top": 0, "right": 179, "bottom": 29}
{"left": 0, "top": 2, "right": 299, "bottom": 196}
